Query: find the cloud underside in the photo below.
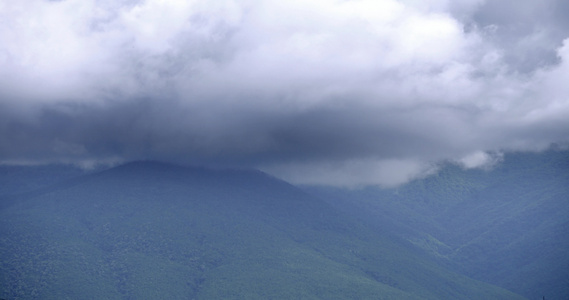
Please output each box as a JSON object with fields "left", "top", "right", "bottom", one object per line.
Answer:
{"left": 1, "top": 0, "right": 569, "bottom": 187}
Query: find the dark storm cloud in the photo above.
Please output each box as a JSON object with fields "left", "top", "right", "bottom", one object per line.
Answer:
{"left": 1, "top": 0, "right": 569, "bottom": 186}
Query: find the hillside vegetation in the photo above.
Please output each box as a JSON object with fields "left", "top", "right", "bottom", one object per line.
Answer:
{"left": 0, "top": 161, "right": 525, "bottom": 299}
{"left": 306, "top": 150, "right": 569, "bottom": 300}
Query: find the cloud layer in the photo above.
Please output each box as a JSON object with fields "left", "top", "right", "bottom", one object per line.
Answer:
{"left": 1, "top": 0, "right": 569, "bottom": 186}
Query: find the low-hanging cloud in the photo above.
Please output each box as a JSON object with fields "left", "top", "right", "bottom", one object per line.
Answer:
{"left": 1, "top": 0, "right": 569, "bottom": 186}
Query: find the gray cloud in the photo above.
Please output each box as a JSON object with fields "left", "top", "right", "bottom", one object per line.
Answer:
{"left": 1, "top": 0, "right": 569, "bottom": 186}
{"left": 468, "top": 0, "right": 569, "bottom": 72}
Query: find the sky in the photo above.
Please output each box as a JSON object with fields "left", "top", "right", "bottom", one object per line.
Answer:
{"left": 1, "top": 0, "right": 569, "bottom": 187}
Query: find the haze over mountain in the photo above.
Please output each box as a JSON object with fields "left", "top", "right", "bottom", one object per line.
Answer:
{"left": 1, "top": 1, "right": 569, "bottom": 299}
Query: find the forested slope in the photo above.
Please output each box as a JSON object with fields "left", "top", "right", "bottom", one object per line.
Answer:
{"left": 0, "top": 161, "right": 525, "bottom": 299}
{"left": 306, "top": 150, "right": 569, "bottom": 299}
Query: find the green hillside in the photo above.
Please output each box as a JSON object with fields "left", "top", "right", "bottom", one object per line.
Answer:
{"left": 0, "top": 162, "right": 523, "bottom": 299}
{"left": 306, "top": 150, "right": 569, "bottom": 299}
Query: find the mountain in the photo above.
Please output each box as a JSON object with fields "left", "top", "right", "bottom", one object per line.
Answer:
{"left": 0, "top": 161, "right": 524, "bottom": 299}
{"left": 305, "top": 150, "right": 569, "bottom": 300}
{"left": 0, "top": 164, "right": 88, "bottom": 197}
